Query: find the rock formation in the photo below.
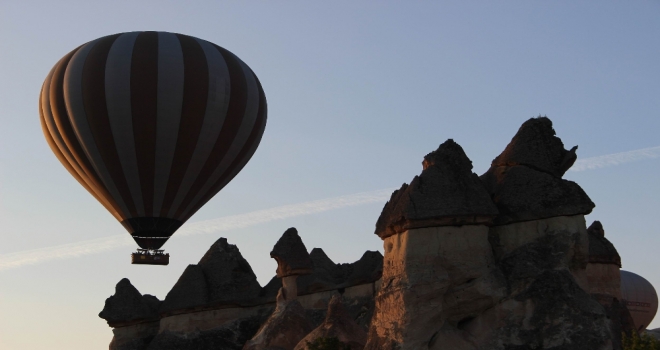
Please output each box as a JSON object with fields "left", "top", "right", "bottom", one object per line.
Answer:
{"left": 489, "top": 116, "right": 577, "bottom": 177}
{"left": 366, "top": 139, "right": 506, "bottom": 349}
{"left": 99, "top": 278, "right": 161, "bottom": 325}
{"left": 295, "top": 295, "right": 368, "bottom": 350}
{"left": 270, "top": 227, "right": 313, "bottom": 301}
{"left": 375, "top": 139, "right": 499, "bottom": 238}
{"left": 146, "top": 313, "right": 270, "bottom": 350}
{"left": 243, "top": 289, "right": 313, "bottom": 350}
{"left": 100, "top": 279, "right": 162, "bottom": 350}
{"left": 588, "top": 221, "right": 622, "bottom": 267}
{"left": 262, "top": 248, "right": 384, "bottom": 298}
{"left": 101, "top": 116, "right": 632, "bottom": 350}
{"left": 343, "top": 250, "right": 383, "bottom": 287}
{"left": 271, "top": 227, "right": 314, "bottom": 278}
{"left": 298, "top": 248, "right": 349, "bottom": 293}
{"left": 587, "top": 220, "right": 622, "bottom": 300}
{"left": 366, "top": 117, "right": 617, "bottom": 350}
{"left": 481, "top": 117, "right": 595, "bottom": 225}
{"left": 199, "top": 238, "right": 262, "bottom": 304}
{"left": 160, "top": 238, "right": 261, "bottom": 314}
{"left": 161, "top": 265, "right": 208, "bottom": 313}
{"left": 481, "top": 216, "right": 611, "bottom": 350}
{"left": 586, "top": 220, "right": 637, "bottom": 346}
{"left": 480, "top": 117, "right": 594, "bottom": 225}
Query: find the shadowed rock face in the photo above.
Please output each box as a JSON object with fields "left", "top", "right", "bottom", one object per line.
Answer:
{"left": 270, "top": 228, "right": 313, "bottom": 278}
{"left": 145, "top": 313, "right": 270, "bottom": 350}
{"left": 295, "top": 295, "right": 367, "bottom": 350}
{"left": 99, "top": 278, "right": 161, "bottom": 325}
{"left": 243, "top": 289, "right": 313, "bottom": 350}
{"left": 365, "top": 224, "right": 507, "bottom": 350}
{"left": 588, "top": 221, "right": 621, "bottom": 267}
{"left": 297, "top": 248, "right": 347, "bottom": 294}
{"left": 375, "top": 139, "right": 498, "bottom": 239}
{"left": 481, "top": 165, "right": 594, "bottom": 225}
{"left": 161, "top": 265, "right": 209, "bottom": 313}
{"left": 481, "top": 117, "right": 594, "bottom": 225}
{"left": 198, "top": 238, "right": 262, "bottom": 304}
{"left": 344, "top": 251, "right": 384, "bottom": 287}
{"left": 585, "top": 220, "right": 632, "bottom": 346}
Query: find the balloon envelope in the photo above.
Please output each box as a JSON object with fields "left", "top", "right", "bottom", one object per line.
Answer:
{"left": 40, "top": 31, "right": 267, "bottom": 250}
{"left": 620, "top": 270, "right": 658, "bottom": 330}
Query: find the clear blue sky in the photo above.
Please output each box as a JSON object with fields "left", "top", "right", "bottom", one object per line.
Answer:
{"left": 1, "top": 1, "right": 659, "bottom": 349}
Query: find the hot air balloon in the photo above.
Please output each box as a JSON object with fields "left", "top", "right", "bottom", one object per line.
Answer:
{"left": 39, "top": 32, "right": 267, "bottom": 265}
{"left": 621, "top": 270, "right": 659, "bottom": 331}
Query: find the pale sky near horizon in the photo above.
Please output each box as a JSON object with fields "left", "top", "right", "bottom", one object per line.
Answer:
{"left": 1, "top": 2, "right": 660, "bottom": 349}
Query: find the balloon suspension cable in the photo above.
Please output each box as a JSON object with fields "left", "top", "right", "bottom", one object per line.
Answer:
{"left": 131, "top": 248, "right": 170, "bottom": 266}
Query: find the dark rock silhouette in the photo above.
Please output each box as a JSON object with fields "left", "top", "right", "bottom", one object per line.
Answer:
{"left": 262, "top": 249, "right": 384, "bottom": 298}
{"left": 198, "top": 238, "right": 262, "bottom": 304}
{"left": 146, "top": 313, "right": 270, "bottom": 350}
{"left": 375, "top": 139, "right": 498, "bottom": 239}
{"left": 161, "top": 264, "right": 209, "bottom": 313}
{"left": 103, "top": 116, "right": 628, "bottom": 350}
{"left": 243, "top": 289, "right": 313, "bottom": 350}
{"left": 480, "top": 117, "right": 594, "bottom": 225}
{"left": 295, "top": 295, "right": 367, "bottom": 350}
{"left": 490, "top": 116, "right": 577, "bottom": 177}
{"left": 366, "top": 117, "right": 613, "bottom": 350}
{"left": 588, "top": 220, "right": 621, "bottom": 266}
{"left": 99, "top": 278, "right": 160, "bottom": 325}
{"left": 586, "top": 220, "right": 635, "bottom": 348}
{"left": 297, "top": 248, "right": 347, "bottom": 294}
{"left": 481, "top": 165, "right": 595, "bottom": 225}
{"left": 343, "top": 251, "right": 383, "bottom": 287}
{"left": 270, "top": 227, "right": 313, "bottom": 278}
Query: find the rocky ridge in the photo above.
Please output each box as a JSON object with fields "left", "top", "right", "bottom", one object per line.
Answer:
{"left": 101, "top": 116, "right": 632, "bottom": 350}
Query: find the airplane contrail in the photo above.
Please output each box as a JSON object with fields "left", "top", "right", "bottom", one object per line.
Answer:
{"left": 0, "top": 188, "right": 395, "bottom": 271}
{"left": 571, "top": 145, "right": 660, "bottom": 172}
{"left": 1, "top": 145, "right": 658, "bottom": 271}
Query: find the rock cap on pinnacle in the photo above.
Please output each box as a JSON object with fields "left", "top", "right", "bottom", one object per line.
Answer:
{"left": 375, "top": 139, "right": 498, "bottom": 239}
{"left": 587, "top": 221, "right": 621, "bottom": 267}
{"left": 270, "top": 227, "right": 314, "bottom": 278}
{"left": 98, "top": 278, "right": 160, "bottom": 325}
{"left": 491, "top": 116, "right": 578, "bottom": 177}
{"left": 480, "top": 117, "right": 594, "bottom": 225}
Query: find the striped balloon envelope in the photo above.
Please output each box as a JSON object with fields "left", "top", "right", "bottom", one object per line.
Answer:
{"left": 39, "top": 31, "right": 267, "bottom": 254}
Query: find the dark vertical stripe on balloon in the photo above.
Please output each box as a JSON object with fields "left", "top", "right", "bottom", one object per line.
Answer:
{"left": 171, "top": 45, "right": 249, "bottom": 218}
{"left": 81, "top": 34, "right": 138, "bottom": 217}
{"left": 183, "top": 70, "right": 266, "bottom": 221}
{"left": 49, "top": 48, "right": 125, "bottom": 218}
{"left": 130, "top": 31, "right": 159, "bottom": 216}
{"left": 158, "top": 34, "right": 209, "bottom": 217}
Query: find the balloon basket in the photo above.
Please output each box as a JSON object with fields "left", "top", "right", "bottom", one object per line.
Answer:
{"left": 131, "top": 249, "right": 169, "bottom": 265}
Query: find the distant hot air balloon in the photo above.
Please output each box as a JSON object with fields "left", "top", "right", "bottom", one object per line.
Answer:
{"left": 621, "top": 270, "right": 659, "bottom": 331}
{"left": 39, "top": 32, "right": 267, "bottom": 264}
